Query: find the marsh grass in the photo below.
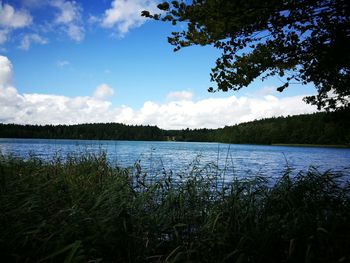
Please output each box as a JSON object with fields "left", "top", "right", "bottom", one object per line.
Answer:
{"left": 0, "top": 152, "right": 349, "bottom": 262}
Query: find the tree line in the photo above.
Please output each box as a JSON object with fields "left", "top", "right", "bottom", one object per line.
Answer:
{"left": 0, "top": 110, "right": 349, "bottom": 145}
{"left": 0, "top": 123, "right": 164, "bottom": 141}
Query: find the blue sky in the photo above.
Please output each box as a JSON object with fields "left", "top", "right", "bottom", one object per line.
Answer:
{"left": 0, "top": 0, "right": 318, "bottom": 129}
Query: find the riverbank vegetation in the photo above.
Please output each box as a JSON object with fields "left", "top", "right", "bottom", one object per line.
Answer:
{"left": 1, "top": 153, "right": 349, "bottom": 262}
{"left": 1, "top": 110, "right": 350, "bottom": 146}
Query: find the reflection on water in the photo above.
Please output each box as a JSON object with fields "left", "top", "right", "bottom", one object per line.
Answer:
{"left": 0, "top": 138, "right": 349, "bottom": 178}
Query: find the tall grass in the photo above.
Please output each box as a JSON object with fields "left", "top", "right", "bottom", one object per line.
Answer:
{"left": 0, "top": 153, "right": 349, "bottom": 262}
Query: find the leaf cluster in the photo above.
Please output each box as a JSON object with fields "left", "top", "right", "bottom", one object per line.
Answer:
{"left": 143, "top": 0, "right": 350, "bottom": 110}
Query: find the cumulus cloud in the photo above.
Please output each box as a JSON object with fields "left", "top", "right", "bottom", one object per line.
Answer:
{"left": 0, "top": 89, "right": 115, "bottom": 124}
{"left": 0, "top": 28, "right": 8, "bottom": 43}
{"left": 19, "top": 33, "right": 48, "bottom": 50}
{"left": 50, "top": 0, "right": 84, "bottom": 41}
{"left": 249, "top": 86, "right": 277, "bottom": 96}
{"left": 0, "top": 1, "right": 86, "bottom": 47}
{"left": 88, "top": 14, "right": 99, "bottom": 24}
{"left": 0, "top": 57, "right": 113, "bottom": 123}
{"left": 93, "top": 84, "right": 114, "bottom": 99}
{"left": 2, "top": 0, "right": 157, "bottom": 46}
{"left": 21, "top": 0, "right": 43, "bottom": 8}
{"left": 0, "top": 89, "right": 318, "bottom": 128}
{"left": 167, "top": 91, "right": 193, "bottom": 101}
{"left": 125, "top": 95, "right": 317, "bottom": 129}
{"left": 101, "top": 0, "right": 159, "bottom": 36}
{"left": 0, "top": 55, "right": 12, "bottom": 86}
{"left": 0, "top": 55, "right": 318, "bottom": 128}
{"left": 0, "top": 2, "right": 32, "bottom": 45}
{"left": 0, "top": 2, "right": 32, "bottom": 29}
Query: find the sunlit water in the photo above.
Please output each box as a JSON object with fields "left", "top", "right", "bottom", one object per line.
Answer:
{"left": 0, "top": 138, "right": 349, "bottom": 179}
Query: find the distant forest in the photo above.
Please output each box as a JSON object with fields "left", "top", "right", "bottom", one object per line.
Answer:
{"left": 1, "top": 110, "right": 349, "bottom": 146}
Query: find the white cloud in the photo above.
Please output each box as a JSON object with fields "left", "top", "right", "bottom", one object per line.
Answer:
{"left": 0, "top": 55, "right": 318, "bottom": 128}
{"left": 0, "top": 2, "right": 32, "bottom": 29}
{"left": 50, "top": 0, "right": 84, "bottom": 41}
{"left": 0, "top": 1, "right": 85, "bottom": 46}
{"left": 52, "top": 1, "right": 76, "bottom": 24}
{"left": 0, "top": 55, "right": 12, "bottom": 86}
{"left": 249, "top": 86, "right": 277, "bottom": 97}
{"left": 101, "top": 0, "right": 159, "bottom": 36}
{"left": 19, "top": 33, "right": 48, "bottom": 50}
{"left": 0, "top": 2, "right": 32, "bottom": 45}
{"left": 21, "top": 0, "right": 43, "bottom": 8}
{"left": 0, "top": 28, "right": 8, "bottom": 44}
{"left": 124, "top": 94, "right": 317, "bottom": 129}
{"left": 0, "top": 57, "right": 113, "bottom": 123}
{"left": 66, "top": 23, "right": 84, "bottom": 41}
{"left": 93, "top": 84, "right": 114, "bottom": 99}
{"left": 88, "top": 14, "right": 100, "bottom": 24}
{"left": 0, "top": 89, "right": 317, "bottom": 128}
{"left": 0, "top": 89, "right": 114, "bottom": 124}
{"left": 167, "top": 90, "right": 193, "bottom": 101}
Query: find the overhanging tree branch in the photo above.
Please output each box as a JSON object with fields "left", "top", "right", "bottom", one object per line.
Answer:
{"left": 143, "top": 0, "right": 350, "bottom": 110}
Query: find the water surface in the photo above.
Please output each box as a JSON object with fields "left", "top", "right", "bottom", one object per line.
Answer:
{"left": 1, "top": 138, "right": 349, "bottom": 179}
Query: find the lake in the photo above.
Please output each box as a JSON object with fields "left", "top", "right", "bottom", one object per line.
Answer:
{"left": 0, "top": 138, "right": 349, "bottom": 179}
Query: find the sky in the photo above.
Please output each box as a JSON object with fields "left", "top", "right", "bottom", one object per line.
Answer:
{"left": 0, "top": 0, "right": 318, "bottom": 129}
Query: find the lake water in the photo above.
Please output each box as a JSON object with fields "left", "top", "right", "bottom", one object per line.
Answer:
{"left": 0, "top": 138, "right": 349, "bottom": 179}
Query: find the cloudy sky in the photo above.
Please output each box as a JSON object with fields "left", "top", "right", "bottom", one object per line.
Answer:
{"left": 0, "top": 0, "right": 318, "bottom": 129}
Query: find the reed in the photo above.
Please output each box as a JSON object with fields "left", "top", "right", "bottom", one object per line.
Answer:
{"left": 0, "top": 153, "right": 349, "bottom": 262}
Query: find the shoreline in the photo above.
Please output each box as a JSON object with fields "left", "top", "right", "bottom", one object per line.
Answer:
{"left": 0, "top": 137, "right": 349, "bottom": 149}
{"left": 271, "top": 143, "right": 350, "bottom": 148}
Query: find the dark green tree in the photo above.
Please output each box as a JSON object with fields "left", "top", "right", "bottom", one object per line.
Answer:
{"left": 142, "top": 0, "right": 350, "bottom": 110}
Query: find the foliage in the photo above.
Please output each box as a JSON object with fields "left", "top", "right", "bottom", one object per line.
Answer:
{"left": 143, "top": 0, "right": 350, "bottom": 110}
{"left": 0, "top": 122, "right": 164, "bottom": 141}
{"left": 211, "top": 108, "right": 350, "bottom": 145}
{"left": 0, "top": 153, "right": 350, "bottom": 262}
{"left": 1, "top": 110, "right": 349, "bottom": 145}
